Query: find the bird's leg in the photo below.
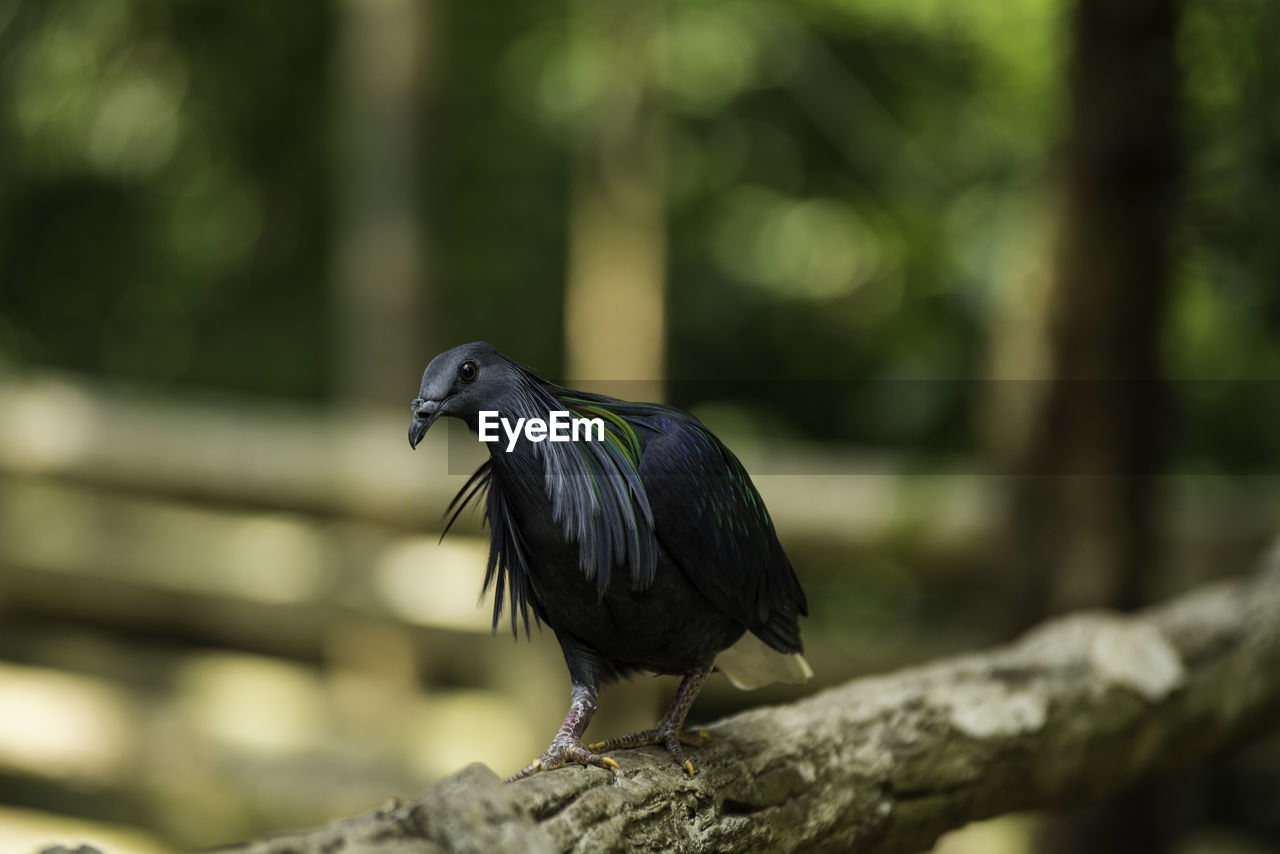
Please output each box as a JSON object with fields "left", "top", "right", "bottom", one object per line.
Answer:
{"left": 589, "top": 661, "right": 714, "bottom": 777}
{"left": 506, "top": 683, "right": 619, "bottom": 782}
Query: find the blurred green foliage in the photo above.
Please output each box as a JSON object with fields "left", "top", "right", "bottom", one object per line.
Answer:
{"left": 0, "top": 0, "right": 1277, "bottom": 457}
{"left": 0, "top": 1, "right": 330, "bottom": 394}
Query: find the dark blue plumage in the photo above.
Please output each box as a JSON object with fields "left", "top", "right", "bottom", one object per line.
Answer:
{"left": 409, "top": 342, "right": 809, "bottom": 780}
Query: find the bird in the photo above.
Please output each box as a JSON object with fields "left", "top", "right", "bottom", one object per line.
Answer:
{"left": 408, "top": 342, "right": 810, "bottom": 781}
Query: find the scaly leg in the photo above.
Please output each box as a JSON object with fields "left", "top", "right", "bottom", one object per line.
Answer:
{"left": 507, "top": 684, "right": 619, "bottom": 782}
{"left": 589, "top": 661, "right": 714, "bottom": 777}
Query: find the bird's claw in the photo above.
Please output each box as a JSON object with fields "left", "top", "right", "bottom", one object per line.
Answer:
{"left": 505, "top": 738, "right": 618, "bottom": 783}
{"left": 590, "top": 726, "right": 710, "bottom": 776}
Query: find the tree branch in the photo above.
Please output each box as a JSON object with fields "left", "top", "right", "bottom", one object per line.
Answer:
{"left": 210, "top": 566, "right": 1280, "bottom": 854}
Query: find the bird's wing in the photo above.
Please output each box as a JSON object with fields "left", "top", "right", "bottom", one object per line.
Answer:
{"left": 636, "top": 417, "right": 808, "bottom": 653}
{"left": 550, "top": 397, "right": 660, "bottom": 596}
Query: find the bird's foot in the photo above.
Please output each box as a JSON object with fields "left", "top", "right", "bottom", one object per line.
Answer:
{"left": 589, "top": 727, "right": 711, "bottom": 777}
{"left": 505, "top": 737, "right": 619, "bottom": 783}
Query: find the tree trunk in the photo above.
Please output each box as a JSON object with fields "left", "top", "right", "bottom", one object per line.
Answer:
{"left": 562, "top": 0, "right": 666, "bottom": 399}
{"left": 992, "top": 0, "right": 1180, "bottom": 626}
{"left": 331, "top": 0, "right": 432, "bottom": 402}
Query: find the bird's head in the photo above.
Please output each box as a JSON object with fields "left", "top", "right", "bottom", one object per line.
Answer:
{"left": 408, "top": 341, "right": 524, "bottom": 448}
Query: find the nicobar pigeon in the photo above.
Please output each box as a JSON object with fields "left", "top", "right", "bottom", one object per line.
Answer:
{"left": 408, "top": 342, "right": 810, "bottom": 781}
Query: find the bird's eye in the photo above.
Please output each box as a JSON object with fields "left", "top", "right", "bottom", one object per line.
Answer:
{"left": 457, "top": 360, "right": 478, "bottom": 383}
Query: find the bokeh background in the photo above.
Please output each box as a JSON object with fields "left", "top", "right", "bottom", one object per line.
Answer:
{"left": 0, "top": 0, "right": 1278, "bottom": 851}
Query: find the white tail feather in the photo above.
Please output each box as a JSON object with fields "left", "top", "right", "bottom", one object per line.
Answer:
{"left": 714, "top": 631, "right": 813, "bottom": 691}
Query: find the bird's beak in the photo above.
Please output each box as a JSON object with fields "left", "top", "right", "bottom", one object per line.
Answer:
{"left": 408, "top": 399, "right": 442, "bottom": 449}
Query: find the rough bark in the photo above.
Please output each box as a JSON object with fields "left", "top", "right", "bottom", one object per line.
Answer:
{"left": 207, "top": 566, "right": 1280, "bottom": 854}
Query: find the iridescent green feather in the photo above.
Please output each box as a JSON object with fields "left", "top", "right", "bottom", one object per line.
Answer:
{"left": 558, "top": 397, "right": 644, "bottom": 469}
